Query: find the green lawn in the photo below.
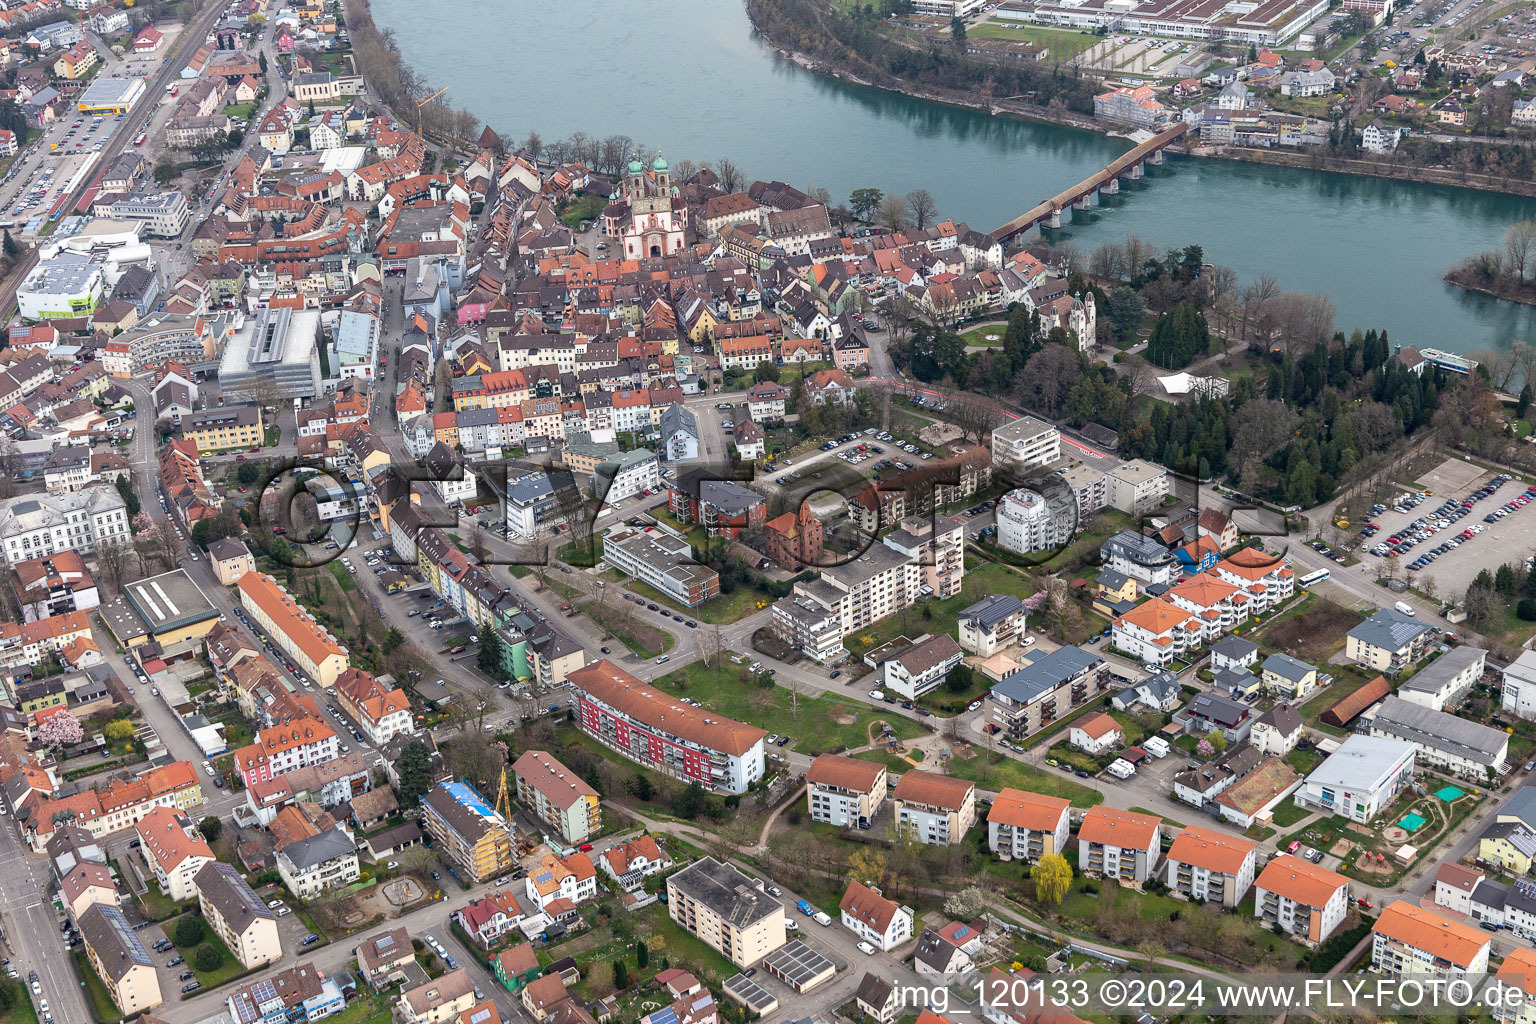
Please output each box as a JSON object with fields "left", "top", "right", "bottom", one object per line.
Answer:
{"left": 323, "top": 992, "right": 396, "bottom": 1024}
{"left": 223, "top": 102, "right": 255, "bottom": 119}
{"left": 946, "top": 751, "right": 1102, "bottom": 807}
{"left": 168, "top": 916, "right": 248, "bottom": 991}
{"left": 1269, "top": 799, "right": 1315, "bottom": 828}
{"left": 584, "top": 603, "right": 674, "bottom": 660}
{"left": 72, "top": 951, "right": 118, "bottom": 1023}
{"left": 959, "top": 325, "right": 1008, "bottom": 347}
{"left": 845, "top": 559, "right": 1035, "bottom": 658}
{"left": 651, "top": 658, "right": 927, "bottom": 755}
{"left": 627, "top": 578, "right": 777, "bottom": 625}
{"left": 969, "top": 21, "right": 1099, "bottom": 60}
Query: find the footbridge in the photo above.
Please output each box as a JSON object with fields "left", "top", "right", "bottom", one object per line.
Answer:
{"left": 989, "top": 123, "right": 1188, "bottom": 244}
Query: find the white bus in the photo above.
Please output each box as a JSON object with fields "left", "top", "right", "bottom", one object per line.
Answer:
{"left": 1299, "top": 569, "right": 1330, "bottom": 588}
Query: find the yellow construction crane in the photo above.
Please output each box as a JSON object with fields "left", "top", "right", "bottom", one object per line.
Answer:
{"left": 414, "top": 86, "right": 448, "bottom": 137}
{"left": 495, "top": 764, "right": 514, "bottom": 821}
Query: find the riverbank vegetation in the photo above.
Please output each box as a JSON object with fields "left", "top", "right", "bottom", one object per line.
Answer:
{"left": 1445, "top": 216, "right": 1536, "bottom": 306}
{"left": 745, "top": 0, "right": 1100, "bottom": 114}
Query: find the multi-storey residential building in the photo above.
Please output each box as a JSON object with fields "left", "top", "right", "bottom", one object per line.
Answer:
{"left": 333, "top": 668, "right": 415, "bottom": 747}
{"left": 774, "top": 543, "right": 920, "bottom": 662}
{"left": 666, "top": 857, "right": 787, "bottom": 968}
{"left": 1294, "top": 735, "right": 1415, "bottom": 822}
{"left": 986, "top": 646, "right": 1107, "bottom": 738}
{"left": 195, "top": 861, "right": 282, "bottom": 969}
{"left": 987, "top": 789, "right": 1071, "bottom": 862}
{"left": 1164, "top": 826, "right": 1257, "bottom": 908}
{"left": 568, "top": 660, "right": 766, "bottom": 793}
{"left": 525, "top": 850, "right": 599, "bottom": 914}
{"left": 593, "top": 449, "right": 661, "bottom": 505}
{"left": 0, "top": 486, "right": 130, "bottom": 562}
{"left": 62, "top": 862, "right": 120, "bottom": 921}
{"left": 398, "top": 967, "right": 477, "bottom": 1024}
{"left": 0, "top": 609, "right": 94, "bottom": 670}
{"left": 1398, "top": 645, "right": 1487, "bottom": 712}
{"left": 881, "top": 633, "right": 964, "bottom": 700}
{"left": 24, "top": 761, "right": 202, "bottom": 849}
{"left": 1077, "top": 806, "right": 1161, "bottom": 885}
{"left": 957, "top": 594, "right": 1027, "bottom": 656}
{"left": 1099, "top": 530, "right": 1178, "bottom": 586}
{"left": 1368, "top": 695, "right": 1509, "bottom": 780}
{"left": 1372, "top": 902, "right": 1491, "bottom": 978}
{"left": 136, "top": 807, "right": 213, "bottom": 902}
{"left": 231, "top": 717, "right": 340, "bottom": 789}
{"left": 601, "top": 526, "right": 721, "bottom": 607}
{"left": 848, "top": 450, "right": 991, "bottom": 533}
{"left": 1345, "top": 609, "right": 1435, "bottom": 676}
{"left": 208, "top": 537, "right": 255, "bottom": 586}
{"left": 996, "top": 486, "right": 1076, "bottom": 557}
{"left": 990, "top": 415, "right": 1060, "bottom": 474}
{"left": 892, "top": 771, "right": 975, "bottom": 846}
{"left": 840, "top": 879, "right": 914, "bottom": 952}
{"left": 1210, "top": 550, "right": 1296, "bottom": 614}
{"left": 1254, "top": 854, "right": 1351, "bottom": 945}
{"left": 667, "top": 478, "right": 766, "bottom": 538}
{"left": 511, "top": 750, "right": 601, "bottom": 845}
{"left": 1112, "top": 598, "right": 1203, "bottom": 668}
{"left": 1166, "top": 572, "right": 1251, "bottom": 637}
{"left": 421, "top": 780, "right": 515, "bottom": 883}
{"left": 277, "top": 830, "right": 360, "bottom": 899}
{"left": 1103, "top": 459, "right": 1169, "bottom": 515}
{"left": 1504, "top": 650, "right": 1536, "bottom": 721}
{"left": 237, "top": 573, "right": 350, "bottom": 686}
{"left": 881, "top": 515, "right": 965, "bottom": 600}
{"left": 79, "top": 904, "right": 163, "bottom": 1015}
{"left": 178, "top": 406, "right": 262, "bottom": 453}
{"left": 806, "top": 753, "right": 887, "bottom": 829}
{"left": 1493, "top": 947, "right": 1536, "bottom": 1024}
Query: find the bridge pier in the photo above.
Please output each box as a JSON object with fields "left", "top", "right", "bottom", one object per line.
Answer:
{"left": 1047, "top": 207, "right": 1068, "bottom": 228}
{"left": 1148, "top": 149, "right": 1165, "bottom": 166}
{"left": 1122, "top": 161, "right": 1144, "bottom": 181}
{"left": 1101, "top": 177, "right": 1119, "bottom": 196}
{"left": 1073, "top": 191, "right": 1096, "bottom": 212}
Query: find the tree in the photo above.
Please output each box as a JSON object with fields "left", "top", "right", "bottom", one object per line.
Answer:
{"left": 906, "top": 188, "right": 936, "bottom": 230}
{"left": 1206, "top": 728, "right": 1228, "bottom": 754}
{"left": 258, "top": 51, "right": 268, "bottom": 73}
{"left": 1030, "top": 853, "right": 1072, "bottom": 907}
{"left": 1, "top": 229, "right": 17, "bottom": 258}
{"left": 754, "top": 361, "right": 781, "bottom": 384}
{"left": 104, "top": 718, "right": 135, "bottom": 745}
{"left": 1145, "top": 301, "right": 1210, "bottom": 369}
{"left": 37, "top": 711, "right": 82, "bottom": 750}
{"left": 944, "top": 885, "right": 994, "bottom": 921}
{"left": 628, "top": 772, "right": 654, "bottom": 802}
{"left": 397, "top": 739, "right": 433, "bottom": 806}
{"left": 849, "top": 187, "right": 884, "bottom": 222}
{"left": 876, "top": 193, "right": 910, "bottom": 231}
{"left": 1106, "top": 286, "right": 1145, "bottom": 338}
{"left": 613, "top": 960, "right": 629, "bottom": 989}
{"left": 944, "top": 663, "right": 975, "bottom": 694}
{"left": 194, "top": 944, "right": 221, "bottom": 972}
{"left": 381, "top": 627, "right": 405, "bottom": 654}
{"left": 847, "top": 846, "right": 889, "bottom": 888}
{"left": 637, "top": 941, "right": 649, "bottom": 970}
{"left": 1521, "top": 383, "right": 1533, "bottom": 420}
{"left": 174, "top": 916, "right": 205, "bottom": 946}
{"left": 115, "top": 475, "right": 141, "bottom": 517}
{"left": 950, "top": 14, "right": 967, "bottom": 45}
{"left": 478, "top": 628, "right": 505, "bottom": 677}
{"left": 715, "top": 157, "right": 744, "bottom": 193}
{"left": 199, "top": 816, "right": 223, "bottom": 842}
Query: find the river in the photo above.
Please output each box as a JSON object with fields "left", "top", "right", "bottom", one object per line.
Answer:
{"left": 372, "top": 0, "right": 1536, "bottom": 354}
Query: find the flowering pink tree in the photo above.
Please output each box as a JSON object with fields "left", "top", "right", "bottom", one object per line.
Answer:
{"left": 38, "top": 711, "right": 83, "bottom": 749}
{"left": 131, "top": 512, "right": 155, "bottom": 533}
{"left": 1195, "top": 737, "right": 1214, "bottom": 758}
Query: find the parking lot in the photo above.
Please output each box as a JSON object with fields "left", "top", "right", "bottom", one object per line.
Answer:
{"left": 1354, "top": 461, "right": 1536, "bottom": 600}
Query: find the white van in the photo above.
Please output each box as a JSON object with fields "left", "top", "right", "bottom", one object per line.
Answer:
{"left": 1395, "top": 601, "right": 1416, "bottom": 617}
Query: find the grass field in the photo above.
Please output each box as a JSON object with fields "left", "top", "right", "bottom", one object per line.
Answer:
{"left": 1270, "top": 799, "right": 1315, "bottom": 828}
{"left": 168, "top": 916, "right": 247, "bottom": 991}
{"left": 626, "top": 578, "right": 777, "bottom": 625}
{"left": 960, "top": 325, "right": 1008, "bottom": 347}
{"left": 73, "top": 951, "right": 116, "bottom": 1022}
{"left": 584, "top": 603, "right": 673, "bottom": 659}
{"left": 651, "top": 658, "right": 928, "bottom": 755}
{"left": 969, "top": 21, "right": 1099, "bottom": 59}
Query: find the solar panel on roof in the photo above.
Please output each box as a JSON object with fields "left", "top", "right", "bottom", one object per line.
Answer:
{"left": 251, "top": 979, "right": 277, "bottom": 1003}
{"left": 646, "top": 1007, "right": 679, "bottom": 1024}
{"left": 954, "top": 925, "right": 969, "bottom": 940}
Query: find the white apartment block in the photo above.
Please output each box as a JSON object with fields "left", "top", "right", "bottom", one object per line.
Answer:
{"left": 1104, "top": 460, "right": 1169, "bottom": 515}
{"left": 990, "top": 415, "right": 1061, "bottom": 475}
{"left": 1255, "top": 854, "right": 1350, "bottom": 945}
{"left": 806, "top": 753, "right": 887, "bottom": 830}
{"left": 1164, "top": 826, "right": 1257, "bottom": 909}
{"left": 1372, "top": 902, "right": 1491, "bottom": 978}
{"left": 987, "top": 789, "right": 1071, "bottom": 862}
{"left": 0, "top": 487, "right": 130, "bottom": 562}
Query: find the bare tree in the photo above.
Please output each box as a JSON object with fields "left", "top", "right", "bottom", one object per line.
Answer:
{"left": 671, "top": 158, "right": 697, "bottom": 183}
{"left": 552, "top": 475, "right": 597, "bottom": 564}
{"left": 715, "top": 158, "right": 744, "bottom": 193}
{"left": 469, "top": 521, "right": 486, "bottom": 562}
{"left": 522, "top": 130, "right": 543, "bottom": 163}
{"left": 876, "top": 194, "right": 910, "bottom": 232}
{"left": 451, "top": 109, "right": 481, "bottom": 156}
{"left": 906, "top": 189, "right": 937, "bottom": 231}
